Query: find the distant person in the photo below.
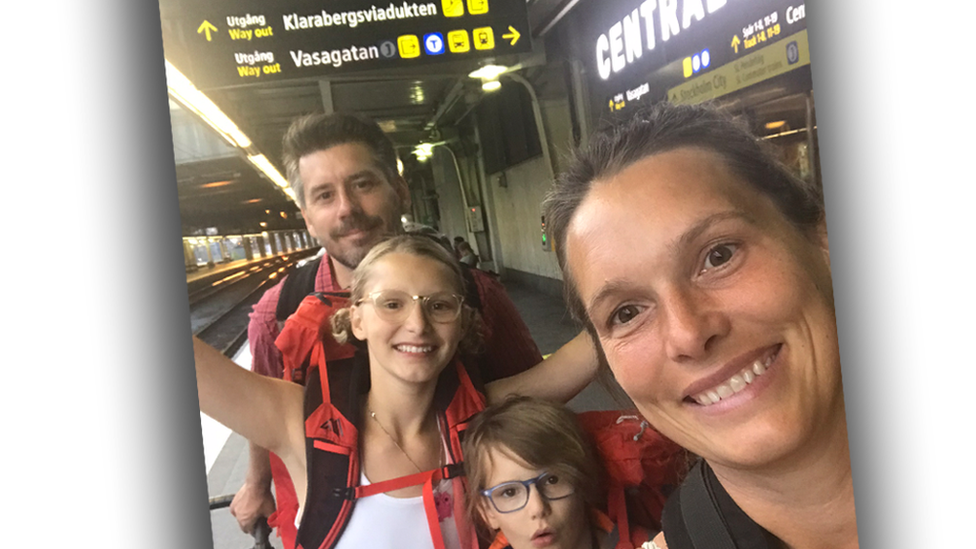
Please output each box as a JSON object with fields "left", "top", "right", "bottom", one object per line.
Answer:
{"left": 232, "top": 112, "right": 597, "bottom": 546}
{"left": 194, "top": 235, "right": 599, "bottom": 549}
{"left": 456, "top": 242, "right": 479, "bottom": 268}
{"left": 543, "top": 103, "right": 856, "bottom": 548}
{"left": 453, "top": 236, "right": 466, "bottom": 258}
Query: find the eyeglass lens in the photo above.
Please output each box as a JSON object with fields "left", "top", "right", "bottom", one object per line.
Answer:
{"left": 368, "top": 290, "right": 462, "bottom": 323}
{"left": 488, "top": 473, "right": 574, "bottom": 513}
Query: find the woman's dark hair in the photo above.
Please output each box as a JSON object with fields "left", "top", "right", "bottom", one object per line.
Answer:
{"left": 542, "top": 102, "right": 824, "bottom": 332}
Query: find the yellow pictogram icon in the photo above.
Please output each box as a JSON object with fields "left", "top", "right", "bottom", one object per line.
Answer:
{"left": 502, "top": 25, "right": 520, "bottom": 46}
{"left": 443, "top": 0, "right": 465, "bottom": 17}
{"left": 198, "top": 20, "right": 218, "bottom": 41}
{"left": 731, "top": 35, "right": 741, "bottom": 54}
{"left": 448, "top": 30, "right": 470, "bottom": 53}
{"left": 398, "top": 35, "right": 421, "bottom": 58}
{"left": 473, "top": 26, "right": 494, "bottom": 50}
{"left": 467, "top": 0, "right": 489, "bottom": 15}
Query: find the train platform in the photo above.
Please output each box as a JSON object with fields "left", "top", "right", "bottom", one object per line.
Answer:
{"left": 203, "top": 275, "right": 621, "bottom": 549}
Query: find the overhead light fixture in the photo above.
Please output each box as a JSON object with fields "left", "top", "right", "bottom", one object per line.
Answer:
{"left": 247, "top": 154, "right": 291, "bottom": 190}
{"left": 413, "top": 142, "right": 434, "bottom": 161}
{"left": 469, "top": 64, "right": 508, "bottom": 80}
{"left": 165, "top": 61, "right": 252, "bottom": 149}
{"left": 482, "top": 79, "right": 502, "bottom": 92}
{"left": 765, "top": 120, "right": 787, "bottom": 130}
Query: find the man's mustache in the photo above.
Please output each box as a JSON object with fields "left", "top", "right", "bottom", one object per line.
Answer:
{"left": 330, "top": 212, "right": 385, "bottom": 238}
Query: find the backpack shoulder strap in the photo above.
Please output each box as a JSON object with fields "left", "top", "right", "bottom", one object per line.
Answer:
{"left": 661, "top": 460, "right": 775, "bottom": 549}
{"left": 276, "top": 256, "right": 323, "bottom": 324}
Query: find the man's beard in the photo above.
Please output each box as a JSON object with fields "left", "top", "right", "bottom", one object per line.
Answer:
{"left": 327, "top": 210, "right": 403, "bottom": 270}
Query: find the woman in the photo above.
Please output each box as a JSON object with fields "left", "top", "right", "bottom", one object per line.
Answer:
{"left": 194, "top": 235, "right": 597, "bottom": 549}
{"left": 542, "top": 103, "right": 856, "bottom": 549}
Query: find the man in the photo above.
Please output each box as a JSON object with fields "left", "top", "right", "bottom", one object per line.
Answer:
{"left": 230, "top": 112, "right": 565, "bottom": 535}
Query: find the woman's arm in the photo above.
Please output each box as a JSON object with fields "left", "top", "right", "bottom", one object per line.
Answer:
{"left": 193, "top": 336, "right": 304, "bottom": 459}
{"left": 485, "top": 331, "right": 600, "bottom": 404}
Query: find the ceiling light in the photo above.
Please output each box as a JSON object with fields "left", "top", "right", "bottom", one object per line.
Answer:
{"left": 482, "top": 79, "right": 502, "bottom": 92}
{"left": 468, "top": 64, "right": 508, "bottom": 80}
{"left": 765, "top": 120, "right": 787, "bottom": 130}
{"left": 247, "top": 154, "right": 291, "bottom": 190}
{"left": 165, "top": 61, "right": 252, "bottom": 149}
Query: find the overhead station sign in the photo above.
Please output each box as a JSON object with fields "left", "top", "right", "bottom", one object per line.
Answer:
{"left": 576, "top": 0, "right": 809, "bottom": 112}
{"left": 163, "top": 0, "right": 531, "bottom": 89}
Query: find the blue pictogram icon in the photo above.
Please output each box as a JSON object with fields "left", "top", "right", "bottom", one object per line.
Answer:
{"left": 424, "top": 32, "right": 445, "bottom": 55}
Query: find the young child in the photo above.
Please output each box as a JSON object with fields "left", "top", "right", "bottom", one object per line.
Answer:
{"left": 463, "top": 396, "right": 666, "bottom": 549}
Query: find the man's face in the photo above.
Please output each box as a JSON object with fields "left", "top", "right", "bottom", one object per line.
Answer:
{"left": 298, "top": 142, "right": 410, "bottom": 271}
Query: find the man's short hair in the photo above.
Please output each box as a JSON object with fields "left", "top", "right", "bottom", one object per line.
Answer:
{"left": 282, "top": 112, "right": 400, "bottom": 209}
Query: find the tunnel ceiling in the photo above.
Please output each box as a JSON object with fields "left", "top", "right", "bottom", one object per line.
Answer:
{"left": 163, "top": 0, "right": 577, "bottom": 236}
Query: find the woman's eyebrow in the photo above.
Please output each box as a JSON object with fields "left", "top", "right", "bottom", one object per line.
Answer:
{"left": 670, "top": 211, "right": 754, "bottom": 254}
{"left": 585, "top": 211, "right": 754, "bottom": 314}
{"left": 586, "top": 279, "right": 641, "bottom": 316}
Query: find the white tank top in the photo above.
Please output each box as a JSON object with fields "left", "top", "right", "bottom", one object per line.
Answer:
{"left": 331, "top": 472, "right": 462, "bottom": 549}
{"left": 297, "top": 421, "right": 462, "bottom": 549}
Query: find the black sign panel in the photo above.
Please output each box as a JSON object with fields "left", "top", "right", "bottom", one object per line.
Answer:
{"left": 161, "top": 0, "right": 532, "bottom": 89}
{"left": 574, "top": 0, "right": 808, "bottom": 108}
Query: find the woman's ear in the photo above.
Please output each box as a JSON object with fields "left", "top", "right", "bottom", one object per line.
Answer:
{"left": 351, "top": 305, "right": 367, "bottom": 341}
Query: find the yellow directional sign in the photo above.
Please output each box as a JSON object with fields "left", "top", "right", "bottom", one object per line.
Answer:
{"left": 669, "top": 30, "right": 810, "bottom": 105}
{"left": 198, "top": 20, "right": 218, "bottom": 42}
{"left": 398, "top": 35, "right": 421, "bottom": 58}
{"left": 731, "top": 35, "right": 741, "bottom": 54}
{"left": 473, "top": 27, "right": 494, "bottom": 50}
{"left": 443, "top": 0, "right": 465, "bottom": 17}
{"left": 502, "top": 26, "right": 520, "bottom": 46}
{"left": 448, "top": 30, "right": 470, "bottom": 53}
{"left": 468, "top": 0, "right": 489, "bottom": 15}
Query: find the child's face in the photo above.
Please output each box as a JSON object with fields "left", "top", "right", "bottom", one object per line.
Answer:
{"left": 351, "top": 252, "right": 464, "bottom": 386}
{"left": 479, "top": 447, "right": 590, "bottom": 549}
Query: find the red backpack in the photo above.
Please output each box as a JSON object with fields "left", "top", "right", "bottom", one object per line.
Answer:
{"left": 577, "top": 411, "right": 687, "bottom": 549}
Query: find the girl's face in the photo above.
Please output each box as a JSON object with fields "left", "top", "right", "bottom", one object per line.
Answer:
{"left": 479, "top": 447, "right": 590, "bottom": 549}
{"left": 565, "top": 147, "right": 841, "bottom": 471}
{"left": 351, "top": 252, "right": 464, "bottom": 387}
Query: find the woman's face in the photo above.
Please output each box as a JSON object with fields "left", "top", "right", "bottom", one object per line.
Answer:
{"left": 351, "top": 252, "right": 464, "bottom": 386}
{"left": 565, "top": 148, "right": 841, "bottom": 470}
{"left": 479, "top": 447, "right": 590, "bottom": 549}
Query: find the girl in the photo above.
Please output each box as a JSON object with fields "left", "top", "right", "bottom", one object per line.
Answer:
{"left": 193, "top": 234, "right": 597, "bottom": 549}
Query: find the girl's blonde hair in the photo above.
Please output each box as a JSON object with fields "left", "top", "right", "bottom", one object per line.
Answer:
{"left": 329, "top": 234, "right": 483, "bottom": 354}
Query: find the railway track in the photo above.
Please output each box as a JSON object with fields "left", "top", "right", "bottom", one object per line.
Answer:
{"left": 189, "top": 251, "right": 318, "bottom": 356}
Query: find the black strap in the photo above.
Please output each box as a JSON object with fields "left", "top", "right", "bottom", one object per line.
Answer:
{"left": 275, "top": 256, "right": 323, "bottom": 323}
{"left": 680, "top": 461, "right": 737, "bottom": 549}
{"left": 661, "top": 460, "right": 777, "bottom": 549}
